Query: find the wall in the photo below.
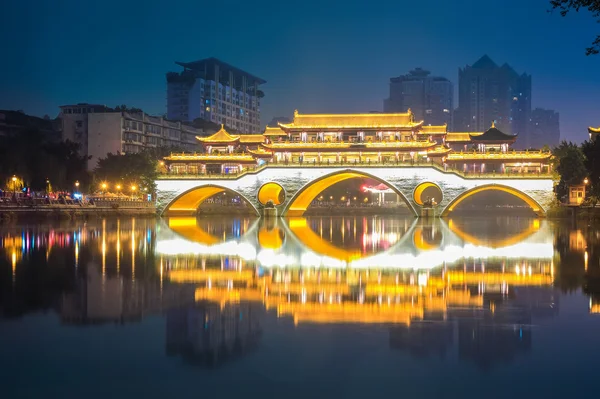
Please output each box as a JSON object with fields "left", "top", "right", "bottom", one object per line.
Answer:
{"left": 87, "top": 113, "right": 123, "bottom": 170}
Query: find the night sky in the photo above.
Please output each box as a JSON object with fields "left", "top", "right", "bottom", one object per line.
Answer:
{"left": 1, "top": 0, "right": 599, "bottom": 142}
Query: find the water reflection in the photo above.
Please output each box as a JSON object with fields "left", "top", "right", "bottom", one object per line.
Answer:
{"left": 0, "top": 216, "right": 598, "bottom": 373}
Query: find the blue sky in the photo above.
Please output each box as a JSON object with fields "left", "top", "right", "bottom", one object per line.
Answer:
{"left": 1, "top": 0, "right": 599, "bottom": 141}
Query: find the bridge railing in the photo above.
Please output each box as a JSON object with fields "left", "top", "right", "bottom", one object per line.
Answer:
{"left": 157, "top": 159, "right": 554, "bottom": 180}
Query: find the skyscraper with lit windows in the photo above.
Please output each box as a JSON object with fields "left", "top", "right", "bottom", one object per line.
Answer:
{"left": 166, "top": 58, "right": 266, "bottom": 134}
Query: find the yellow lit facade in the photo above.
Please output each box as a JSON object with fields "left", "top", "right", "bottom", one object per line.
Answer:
{"left": 162, "top": 110, "right": 552, "bottom": 177}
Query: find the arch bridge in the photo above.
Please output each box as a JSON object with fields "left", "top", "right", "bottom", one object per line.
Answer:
{"left": 155, "top": 166, "right": 554, "bottom": 218}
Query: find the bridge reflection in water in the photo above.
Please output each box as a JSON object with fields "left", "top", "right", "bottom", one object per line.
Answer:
{"left": 157, "top": 216, "right": 555, "bottom": 328}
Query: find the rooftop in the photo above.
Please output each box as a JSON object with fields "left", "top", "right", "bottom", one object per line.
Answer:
{"left": 174, "top": 57, "right": 266, "bottom": 85}
{"left": 279, "top": 110, "right": 422, "bottom": 130}
{"left": 589, "top": 126, "right": 600, "bottom": 134}
{"left": 196, "top": 125, "right": 239, "bottom": 143}
{"left": 469, "top": 123, "right": 517, "bottom": 142}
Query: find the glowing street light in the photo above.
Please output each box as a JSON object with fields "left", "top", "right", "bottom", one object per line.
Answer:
{"left": 11, "top": 175, "right": 17, "bottom": 196}
{"left": 584, "top": 178, "right": 589, "bottom": 185}
{"left": 75, "top": 181, "right": 80, "bottom": 190}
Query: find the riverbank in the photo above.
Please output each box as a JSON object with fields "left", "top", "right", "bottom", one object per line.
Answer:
{"left": 0, "top": 204, "right": 157, "bottom": 221}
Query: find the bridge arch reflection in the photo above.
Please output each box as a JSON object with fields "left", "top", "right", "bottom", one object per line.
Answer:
{"left": 157, "top": 216, "right": 552, "bottom": 270}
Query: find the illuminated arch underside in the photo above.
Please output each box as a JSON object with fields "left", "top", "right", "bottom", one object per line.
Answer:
{"left": 258, "top": 182, "right": 285, "bottom": 205}
{"left": 163, "top": 185, "right": 259, "bottom": 216}
{"left": 413, "top": 182, "right": 442, "bottom": 206}
{"left": 441, "top": 184, "right": 545, "bottom": 217}
{"left": 284, "top": 170, "right": 417, "bottom": 217}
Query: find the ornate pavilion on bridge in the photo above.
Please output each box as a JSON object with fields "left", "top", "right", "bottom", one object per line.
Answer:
{"left": 163, "top": 109, "right": 552, "bottom": 175}
{"left": 589, "top": 126, "right": 600, "bottom": 141}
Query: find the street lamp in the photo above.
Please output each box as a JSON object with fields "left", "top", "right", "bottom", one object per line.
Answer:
{"left": 116, "top": 184, "right": 121, "bottom": 196}
{"left": 101, "top": 183, "right": 107, "bottom": 192}
{"left": 131, "top": 185, "right": 137, "bottom": 200}
{"left": 584, "top": 178, "right": 589, "bottom": 185}
{"left": 11, "top": 175, "right": 17, "bottom": 197}
{"left": 75, "top": 181, "right": 80, "bottom": 191}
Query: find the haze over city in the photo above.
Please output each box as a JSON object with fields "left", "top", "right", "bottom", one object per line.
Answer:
{"left": 1, "top": 0, "right": 599, "bottom": 141}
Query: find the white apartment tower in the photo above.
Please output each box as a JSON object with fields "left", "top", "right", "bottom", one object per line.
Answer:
{"left": 166, "top": 58, "right": 266, "bottom": 134}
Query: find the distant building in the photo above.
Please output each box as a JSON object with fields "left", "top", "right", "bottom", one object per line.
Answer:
{"left": 60, "top": 104, "right": 203, "bottom": 170}
{"left": 166, "top": 57, "right": 266, "bottom": 134}
{"left": 0, "top": 110, "right": 61, "bottom": 141}
{"left": 383, "top": 68, "right": 453, "bottom": 127}
{"left": 454, "top": 55, "right": 531, "bottom": 147}
{"left": 528, "top": 108, "right": 560, "bottom": 149}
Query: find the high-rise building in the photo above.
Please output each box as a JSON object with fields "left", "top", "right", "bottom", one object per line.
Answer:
{"left": 454, "top": 55, "right": 531, "bottom": 146}
{"left": 166, "top": 57, "right": 266, "bottom": 134}
{"left": 528, "top": 108, "right": 560, "bottom": 149}
{"left": 60, "top": 104, "right": 203, "bottom": 170}
{"left": 383, "top": 68, "right": 453, "bottom": 127}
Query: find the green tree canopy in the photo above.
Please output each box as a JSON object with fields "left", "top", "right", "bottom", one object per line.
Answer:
{"left": 93, "top": 152, "right": 159, "bottom": 194}
{"left": 550, "top": 0, "right": 600, "bottom": 55}
{"left": 553, "top": 141, "right": 588, "bottom": 201}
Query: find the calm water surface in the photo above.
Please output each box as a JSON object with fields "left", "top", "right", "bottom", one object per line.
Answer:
{"left": 1, "top": 216, "right": 599, "bottom": 398}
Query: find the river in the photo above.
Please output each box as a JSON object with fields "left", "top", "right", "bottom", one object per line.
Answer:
{"left": 0, "top": 216, "right": 599, "bottom": 398}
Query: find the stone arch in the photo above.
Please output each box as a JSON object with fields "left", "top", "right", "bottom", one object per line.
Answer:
{"left": 413, "top": 182, "right": 443, "bottom": 206}
{"left": 440, "top": 184, "right": 546, "bottom": 217}
{"left": 162, "top": 184, "right": 260, "bottom": 216}
{"left": 282, "top": 169, "right": 418, "bottom": 217}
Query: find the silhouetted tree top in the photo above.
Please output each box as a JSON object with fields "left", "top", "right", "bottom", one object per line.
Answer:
{"left": 550, "top": 0, "right": 600, "bottom": 55}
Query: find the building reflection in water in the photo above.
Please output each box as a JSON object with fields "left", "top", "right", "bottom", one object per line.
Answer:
{"left": 0, "top": 215, "right": 594, "bottom": 370}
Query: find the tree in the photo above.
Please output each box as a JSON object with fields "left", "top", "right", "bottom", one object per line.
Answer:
{"left": 553, "top": 141, "right": 587, "bottom": 201}
{"left": 582, "top": 138, "right": 600, "bottom": 197}
{"left": 94, "top": 152, "right": 159, "bottom": 194}
{"left": 550, "top": 0, "right": 600, "bottom": 55}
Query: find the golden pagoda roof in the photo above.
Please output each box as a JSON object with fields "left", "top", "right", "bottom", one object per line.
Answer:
{"left": 445, "top": 132, "right": 482, "bottom": 143}
{"left": 239, "top": 134, "right": 265, "bottom": 143}
{"left": 264, "top": 126, "right": 287, "bottom": 136}
{"left": 196, "top": 125, "right": 239, "bottom": 143}
{"left": 589, "top": 126, "right": 600, "bottom": 134}
{"left": 420, "top": 124, "right": 447, "bottom": 134}
{"left": 279, "top": 109, "right": 422, "bottom": 130}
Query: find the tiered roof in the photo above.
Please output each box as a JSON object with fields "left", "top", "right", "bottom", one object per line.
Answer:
{"left": 196, "top": 125, "right": 239, "bottom": 143}
{"left": 264, "top": 126, "right": 287, "bottom": 136}
{"left": 445, "top": 132, "right": 481, "bottom": 143}
{"left": 589, "top": 126, "right": 600, "bottom": 134}
{"left": 278, "top": 110, "right": 423, "bottom": 131}
{"left": 239, "top": 134, "right": 265, "bottom": 144}
{"left": 420, "top": 124, "right": 448, "bottom": 135}
{"left": 469, "top": 123, "right": 516, "bottom": 143}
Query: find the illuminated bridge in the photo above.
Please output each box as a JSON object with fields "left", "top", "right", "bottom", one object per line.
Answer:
{"left": 155, "top": 111, "right": 554, "bottom": 217}
{"left": 156, "top": 166, "right": 554, "bottom": 217}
